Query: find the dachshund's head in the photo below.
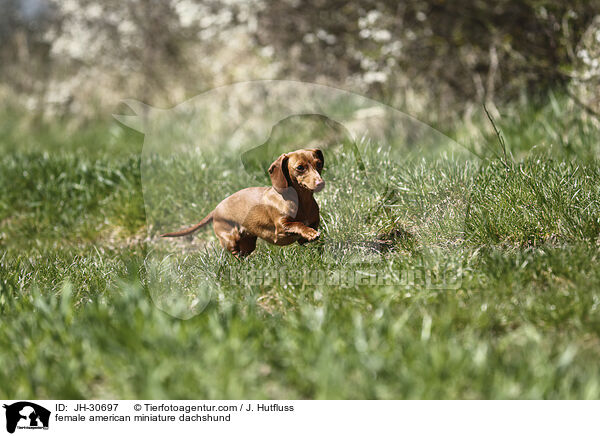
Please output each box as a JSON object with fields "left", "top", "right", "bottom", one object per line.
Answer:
{"left": 268, "top": 148, "right": 324, "bottom": 194}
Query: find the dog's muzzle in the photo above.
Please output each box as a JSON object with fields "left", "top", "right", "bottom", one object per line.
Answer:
{"left": 313, "top": 180, "right": 325, "bottom": 193}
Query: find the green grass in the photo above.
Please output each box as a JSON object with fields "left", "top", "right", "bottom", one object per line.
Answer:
{"left": 2, "top": 95, "right": 600, "bottom": 399}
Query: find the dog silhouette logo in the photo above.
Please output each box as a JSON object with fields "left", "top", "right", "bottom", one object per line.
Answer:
{"left": 3, "top": 402, "right": 50, "bottom": 433}
{"left": 114, "top": 80, "right": 467, "bottom": 319}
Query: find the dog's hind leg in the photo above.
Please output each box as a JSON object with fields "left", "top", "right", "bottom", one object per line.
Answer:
{"left": 238, "top": 235, "right": 257, "bottom": 257}
{"left": 214, "top": 224, "right": 241, "bottom": 255}
{"left": 214, "top": 220, "right": 257, "bottom": 257}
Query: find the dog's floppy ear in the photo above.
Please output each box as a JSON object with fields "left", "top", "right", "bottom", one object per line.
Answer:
{"left": 269, "top": 153, "right": 290, "bottom": 192}
{"left": 311, "top": 148, "right": 324, "bottom": 165}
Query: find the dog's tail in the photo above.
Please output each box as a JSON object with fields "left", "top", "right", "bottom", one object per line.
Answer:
{"left": 161, "top": 211, "right": 214, "bottom": 237}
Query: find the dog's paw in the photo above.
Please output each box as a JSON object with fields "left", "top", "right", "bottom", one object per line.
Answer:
{"left": 304, "top": 228, "right": 320, "bottom": 242}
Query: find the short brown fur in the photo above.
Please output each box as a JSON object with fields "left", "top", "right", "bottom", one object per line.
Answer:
{"left": 161, "top": 148, "right": 325, "bottom": 256}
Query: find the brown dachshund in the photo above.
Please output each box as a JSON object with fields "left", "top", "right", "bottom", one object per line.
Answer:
{"left": 161, "top": 148, "right": 325, "bottom": 256}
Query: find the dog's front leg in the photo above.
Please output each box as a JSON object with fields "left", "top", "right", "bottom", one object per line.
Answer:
{"left": 276, "top": 217, "right": 320, "bottom": 242}
{"left": 297, "top": 221, "right": 319, "bottom": 245}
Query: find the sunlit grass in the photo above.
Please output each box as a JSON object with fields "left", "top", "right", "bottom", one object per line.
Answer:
{"left": 1, "top": 94, "right": 600, "bottom": 398}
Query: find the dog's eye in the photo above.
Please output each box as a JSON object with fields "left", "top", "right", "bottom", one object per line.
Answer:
{"left": 296, "top": 165, "right": 305, "bottom": 172}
